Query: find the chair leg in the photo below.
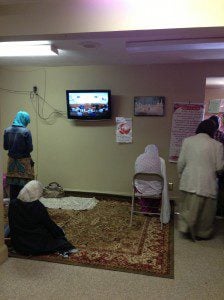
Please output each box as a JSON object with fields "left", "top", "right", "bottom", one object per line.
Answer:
{"left": 189, "top": 226, "right": 196, "bottom": 242}
{"left": 130, "top": 195, "right": 135, "bottom": 226}
{"left": 160, "top": 200, "right": 163, "bottom": 230}
{"left": 130, "top": 212, "right": 133, "bottom": 227}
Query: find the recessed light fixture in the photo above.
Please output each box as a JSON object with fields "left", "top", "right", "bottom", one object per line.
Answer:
{"left": 79, "top": 41, "right": 101, "bottom": 49}
{"left": 0, "top": 41, "right": 58, "bottom": 56}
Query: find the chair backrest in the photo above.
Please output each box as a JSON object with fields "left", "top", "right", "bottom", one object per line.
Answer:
{"left": 133, "top": 172, "right": 164, "bottom": 190}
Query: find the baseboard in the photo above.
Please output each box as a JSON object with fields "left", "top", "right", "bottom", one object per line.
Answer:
{"left": 64, "top": 190, "right": 131, "bottom": 201}
{"left": 64, "top": 190, "right": 177, "bottom": 203}
{"left": 0, "top": 243, "right": 8, "bottom": 265}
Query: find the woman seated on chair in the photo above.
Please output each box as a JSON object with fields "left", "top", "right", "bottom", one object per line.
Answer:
{"left": 8, "top": 180, "right": 78, "bottom": 256}
{"left": 134, "top": 144, "right": 170, "bottom": 223}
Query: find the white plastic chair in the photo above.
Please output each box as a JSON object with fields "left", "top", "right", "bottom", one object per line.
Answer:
{"left": 130, "top": 172, "right": 164, "bottom": 229}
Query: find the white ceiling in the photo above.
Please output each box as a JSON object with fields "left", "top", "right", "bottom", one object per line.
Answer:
{"left": 1, "top": 27, "right": 224, "bottom": 68}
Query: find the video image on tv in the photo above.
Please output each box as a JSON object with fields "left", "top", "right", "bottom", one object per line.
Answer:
{"left": 68, "top": 92, "right": 110, "bottom": 118}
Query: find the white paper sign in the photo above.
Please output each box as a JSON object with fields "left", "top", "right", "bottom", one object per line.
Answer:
{"left": 116, "top": 117, "right": 132, "bottom": 143}
{"left": 208, "top": 99, "right": 220, "bottom": 113}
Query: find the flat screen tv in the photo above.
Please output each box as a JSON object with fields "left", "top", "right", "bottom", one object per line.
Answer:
{"left": 66, "top": 90, "right": 111, "bottom": 120}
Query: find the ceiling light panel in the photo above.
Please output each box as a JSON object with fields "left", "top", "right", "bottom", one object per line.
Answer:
{"left": 0, "top": 41, "right": 58, "bottom": 56}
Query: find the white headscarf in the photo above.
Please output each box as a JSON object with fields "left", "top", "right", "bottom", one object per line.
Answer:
{"left": 134, "top": 144, "right": 162, "bottom": 195}
{"left": 18, "top": 180, "right": 43, "bottom": 202}
{"left": 135, "top": 144, "right": 161, "bottom": 174}
{"left": 134, "top": 145, "right": 171, "bottom": 224}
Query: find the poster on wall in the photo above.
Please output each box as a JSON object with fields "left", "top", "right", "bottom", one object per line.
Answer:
{"left": 116, "top": 117, "right": 132, "bottom": 143}
{"left": 169, "top": 103, "right": 204, "bottom": 163}
{"left": 134, "top": 96, "right": 165, "bottom": 116}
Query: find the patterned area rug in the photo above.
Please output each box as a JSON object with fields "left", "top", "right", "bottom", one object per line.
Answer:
{"left": 4, "top": 199, "right": 174, "bottom": 278}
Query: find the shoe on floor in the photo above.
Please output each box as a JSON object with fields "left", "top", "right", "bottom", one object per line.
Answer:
{"left": 68, "top": 248, "right": 79, "bottom": 254}
{"left": 58, "top": 251, "right": 69, "bottom": 258}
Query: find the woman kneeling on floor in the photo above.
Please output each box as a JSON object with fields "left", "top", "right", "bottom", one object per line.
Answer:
{"left": 8, "top": 180, "right": 78, "bottom": 256}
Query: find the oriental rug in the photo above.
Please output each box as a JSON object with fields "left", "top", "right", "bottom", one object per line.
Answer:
{"left": 4, "top": 199, "right": 174, "bottom": 278}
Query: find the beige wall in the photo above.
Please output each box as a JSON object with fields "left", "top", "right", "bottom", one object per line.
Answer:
{"left": 2, "top": 62, "right": 224, "bottom": 196}
{"left": 0, "top": 63, "right": 209, "bottom": 198}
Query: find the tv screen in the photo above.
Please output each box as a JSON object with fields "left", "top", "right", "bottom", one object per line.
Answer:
{"left": 66, "top": 90, "right": 111, "bottom": 120}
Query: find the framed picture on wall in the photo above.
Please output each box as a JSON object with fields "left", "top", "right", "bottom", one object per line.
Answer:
{"left": 134, "top": 96, "right": 165, "bottom": 116}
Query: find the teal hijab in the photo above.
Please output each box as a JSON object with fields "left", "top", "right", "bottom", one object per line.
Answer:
{"left": 12, "top": 111, "right": 30, "bottom": 127}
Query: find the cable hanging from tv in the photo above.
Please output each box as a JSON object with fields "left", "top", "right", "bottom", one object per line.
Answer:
{"left": 30, "top": 91, "right": 67, "bottom": 125}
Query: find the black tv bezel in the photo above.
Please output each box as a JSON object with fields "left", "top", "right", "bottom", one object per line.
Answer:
{"left": 66, "top": 89, "right": 112, "bottom": 120}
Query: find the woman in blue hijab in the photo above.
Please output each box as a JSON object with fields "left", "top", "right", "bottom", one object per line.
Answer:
{"left": 12, "top": 111, "right": 31, "bottom": 127}
{"left": 4, "top": 111, "right": 34, "bottom": 200}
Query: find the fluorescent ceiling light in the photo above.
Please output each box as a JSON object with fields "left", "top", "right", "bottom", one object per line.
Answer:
{"left": 126, "top": 39, "right": 224, "bottom": 53}
{"left": 0, "top": 41, "right": 58, "bottom": 56}
{"left": 206, "top": 77, "right": 224, "bottom": 86}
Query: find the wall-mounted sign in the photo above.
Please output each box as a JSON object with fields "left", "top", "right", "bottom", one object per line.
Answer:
{"left": 208, "top": 99, "right": 221, "bottom": 113}
{"left": 169, "top": 103, "right": 204, "bottom": 163}
{"left": 134, "top": 96, "right": 165, "bottom": 116}
{"left": 116, "top": 117, "right": 132, "bottom": 143}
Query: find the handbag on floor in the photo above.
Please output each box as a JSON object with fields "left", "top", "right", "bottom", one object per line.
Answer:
{"left": 43, "top": 182, "right": 65, "bottom": 198}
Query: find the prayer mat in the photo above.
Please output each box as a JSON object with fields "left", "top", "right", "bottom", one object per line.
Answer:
{"left": 39, "top": 196, "right": 99, "bottom": 210}
{"left": 4, "top": 199, "right": 174, "bottom": 278}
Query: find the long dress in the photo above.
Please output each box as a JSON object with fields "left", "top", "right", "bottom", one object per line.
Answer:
{"left": 8, "top": 198, "right": 74, "bottom": 255}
